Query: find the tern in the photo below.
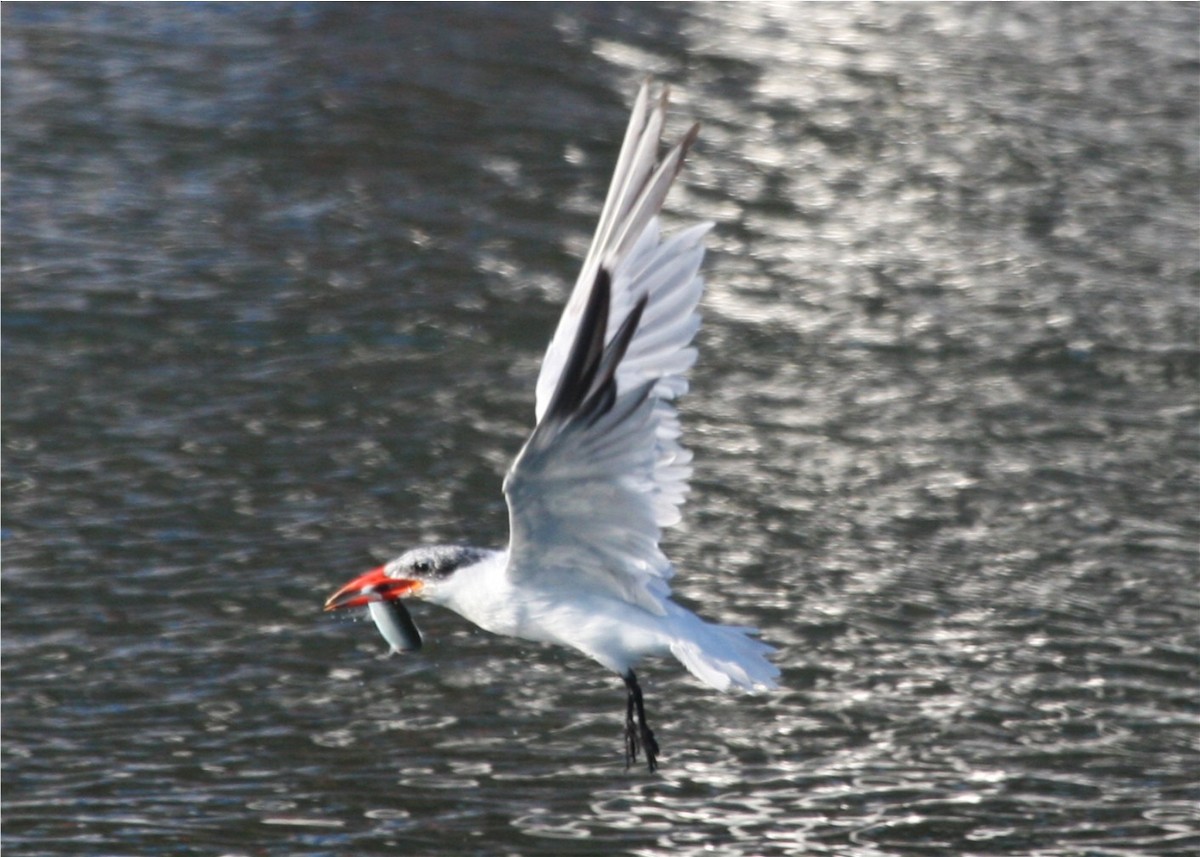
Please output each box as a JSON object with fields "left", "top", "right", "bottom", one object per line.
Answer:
{"left": 325, "top": 82, "right": 779, "bottom": 772}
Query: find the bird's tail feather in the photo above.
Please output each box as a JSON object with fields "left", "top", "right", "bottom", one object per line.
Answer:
{"left": 669, "top": 615, "right": 780, "bottom": 693}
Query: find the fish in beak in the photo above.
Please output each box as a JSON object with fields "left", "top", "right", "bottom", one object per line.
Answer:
{"left": 325, "top": 566, "right": 423, "bottom": 652}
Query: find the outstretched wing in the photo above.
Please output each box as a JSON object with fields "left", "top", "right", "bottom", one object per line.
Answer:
{"left": 503, "top": 83, "right": 712, "bottom": 614}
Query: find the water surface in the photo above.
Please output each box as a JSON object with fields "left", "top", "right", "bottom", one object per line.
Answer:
{"left": 4, "top": 4, "right": 1198, "bottom": 855}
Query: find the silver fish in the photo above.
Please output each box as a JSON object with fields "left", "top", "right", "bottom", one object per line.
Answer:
{"left": 368, "top": 598, "right": 422, "bottom": 653}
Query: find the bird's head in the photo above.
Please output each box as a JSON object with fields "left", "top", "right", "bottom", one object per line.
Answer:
{"left": 323, "top": 545, "right": 489, "bottom": 611}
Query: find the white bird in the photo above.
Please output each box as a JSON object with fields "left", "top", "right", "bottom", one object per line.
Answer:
{"left": 325, "top": 82, "right": 779, "bottom": 772}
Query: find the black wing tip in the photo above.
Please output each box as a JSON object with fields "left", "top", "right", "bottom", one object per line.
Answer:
{"left": 542, "top": 267, "right": 612, "bottom": 428}
{"left": 541, "top": 265, "right": 649, "bottom": 433}
{"left": 680, "top": 122, "right": 701, "bottom": 158}
{"left": 644, "top": 80, "right": 700, "bottom": 163}
{"left": 579, "top": 286, "right": 648, "bottom": 428}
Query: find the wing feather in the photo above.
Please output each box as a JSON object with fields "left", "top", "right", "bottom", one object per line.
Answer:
{"left": 503, "top": 84, "right": 710, "bottom": 613}
{"left": 535, "top": 81, "right": 705, "bottom": 420}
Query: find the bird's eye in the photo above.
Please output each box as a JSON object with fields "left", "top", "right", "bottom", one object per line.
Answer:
{"left": 414, "top": 560, "right": 432, "bottom": 574}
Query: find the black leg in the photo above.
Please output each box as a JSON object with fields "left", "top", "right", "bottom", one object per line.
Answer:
{"left": 622, "top": 670, "right": 659, "bottom": 773}
{"left": 624, "top": 682, "right": 638, "bottom": 768}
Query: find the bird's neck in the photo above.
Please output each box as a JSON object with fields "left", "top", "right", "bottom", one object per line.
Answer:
{"left": 422, "top": 548, "right": 513, "bottom": 631}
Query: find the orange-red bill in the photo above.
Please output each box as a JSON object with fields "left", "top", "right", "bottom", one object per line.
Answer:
{"left": 323, "top": 566, "right": 423, "bottom": 611}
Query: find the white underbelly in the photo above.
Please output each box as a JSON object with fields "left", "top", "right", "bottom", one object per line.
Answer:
{"left": 475, "top": 587, "right": 673, "bottom": 673}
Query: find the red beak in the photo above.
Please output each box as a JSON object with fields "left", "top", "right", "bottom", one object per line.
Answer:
{"left": 323, "top": 566, "right": 423, "bottom": 611}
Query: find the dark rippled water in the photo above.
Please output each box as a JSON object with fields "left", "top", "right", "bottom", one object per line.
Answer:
{"left": 4, "top": 4, "right": 1198, "bottom": 855}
